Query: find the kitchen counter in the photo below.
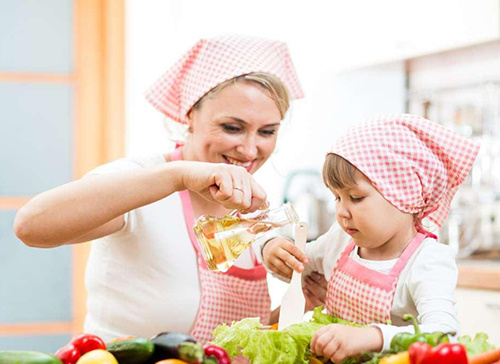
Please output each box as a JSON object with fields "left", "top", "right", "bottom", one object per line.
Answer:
{"left": 457, "top": 254, "right": 500, "bottom": 291}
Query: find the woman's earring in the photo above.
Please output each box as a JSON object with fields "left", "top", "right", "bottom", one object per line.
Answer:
{"left": 188, "top": 126, "right": 193, "bottom": 133}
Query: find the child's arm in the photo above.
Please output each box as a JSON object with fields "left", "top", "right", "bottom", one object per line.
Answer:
{"left": 372, "top": 240, "right": 460, "bottom": 351}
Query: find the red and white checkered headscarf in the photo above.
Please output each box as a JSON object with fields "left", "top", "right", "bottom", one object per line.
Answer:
{"left": 145, "top": 34, "right": 304, "bottom": 124}
{"left": 329, "top": 114, "right": 480, "bottom": 227}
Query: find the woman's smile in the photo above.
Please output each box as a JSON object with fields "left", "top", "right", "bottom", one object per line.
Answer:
{"left": 223, "top": 155, "right": 256, "bottom": 172}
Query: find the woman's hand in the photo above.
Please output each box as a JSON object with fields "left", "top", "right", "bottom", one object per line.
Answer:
{"left": 311, "top": 325, "right": 383, "bottom": 363}
{"left": 261, "top": 237, "right": 309, "bottom": 280}
{"left": 178, "top": 161, "right": 267, "bottom": 212}
{"left": 303, "top": 272, "right": 328, "bottom": 311}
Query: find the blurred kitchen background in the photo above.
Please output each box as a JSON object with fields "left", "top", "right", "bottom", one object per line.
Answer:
{"left": 1, "top": 0, "right": 500, "bottom": 351}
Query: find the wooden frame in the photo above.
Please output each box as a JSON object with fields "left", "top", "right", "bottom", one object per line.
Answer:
{"left": 0, "top": 0, "right": 125, "bottom": 337}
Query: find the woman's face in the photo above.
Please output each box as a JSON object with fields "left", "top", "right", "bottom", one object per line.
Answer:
{"left": 185, "top": 81, "right": 282, "bottom": 174}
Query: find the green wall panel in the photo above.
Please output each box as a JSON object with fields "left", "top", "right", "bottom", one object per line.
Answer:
{"left": 0, "top": 0, "right": 73, "bottom": 73}
{"left": 0, "top": 334, "right": 71, "bottom": 352}
{"left": 0, "top": 210, "right": 72, "bottom": 323}
{"left": 0, "top": 82, "right": 73, "bottom": 196}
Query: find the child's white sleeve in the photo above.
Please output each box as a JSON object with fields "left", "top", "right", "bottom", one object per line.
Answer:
{"left": 372, "top": 242, "right": 460, "bottom": 351}
{"left": 304, "top": 223, "right": 350, "bottom": 280}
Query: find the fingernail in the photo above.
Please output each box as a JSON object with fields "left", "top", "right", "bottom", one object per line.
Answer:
{"left": 298, "top": 264, "right": 304, "bottom": 272}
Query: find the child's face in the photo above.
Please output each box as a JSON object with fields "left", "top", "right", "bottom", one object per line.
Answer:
{"left": 330, "top": 170, "right": 416, "bottom": 257}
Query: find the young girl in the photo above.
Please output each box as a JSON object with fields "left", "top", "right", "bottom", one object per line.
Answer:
{"left": 262, "top": 114, "right": 479, "bottom": 362}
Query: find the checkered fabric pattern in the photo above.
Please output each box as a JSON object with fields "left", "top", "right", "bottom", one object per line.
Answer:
{"left": 145, "top": 34, "right": 304, "bottom": 124}
{"left": 325, "top": 233, "right": 427, "bottom": 324}
{"left": 326, "top": 270, "right": 394, "bottom": 324}
{"left": 329, "top": 114, "right": 480, "bottom": 227}
{"left": 190, "top": 258, "right": 271, "bottom": 343}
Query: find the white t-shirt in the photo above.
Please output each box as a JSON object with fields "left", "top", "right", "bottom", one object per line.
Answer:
{"left": 84, "top": 155, "right": 258, "bottom": 341}
{"left": 305, "top": 223, "right": 460, "bottom": 351}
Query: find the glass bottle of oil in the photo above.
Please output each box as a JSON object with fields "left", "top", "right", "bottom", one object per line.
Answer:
{"left": 194, "top": 202, "right": 299, "bottom": 272}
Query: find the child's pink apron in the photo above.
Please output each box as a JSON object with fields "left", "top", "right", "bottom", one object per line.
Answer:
{"left": 171, "top": 147, "right": 271, "bottom": 343}
{"left": 325, "top": 232, "right": 431, "bottom": 324}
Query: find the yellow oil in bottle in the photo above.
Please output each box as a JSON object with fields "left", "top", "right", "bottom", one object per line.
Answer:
{"left": 194, "top": 215, "right": 278, "bottom": 272}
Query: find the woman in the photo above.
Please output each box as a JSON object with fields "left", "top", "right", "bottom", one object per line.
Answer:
{"left": 15, "top": 35, "right": 310, "bottom": 343}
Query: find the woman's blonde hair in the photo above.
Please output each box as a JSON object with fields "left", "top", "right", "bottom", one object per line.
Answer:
{"left": 190, "top": 72, "right": 291, "bottom": 119}
{"left": 322, "top": 153, "right": 426, "bottom": 232}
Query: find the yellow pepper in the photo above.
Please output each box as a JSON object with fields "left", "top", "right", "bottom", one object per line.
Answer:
{"left": 379, "top": 351, "right": 410, "bottom": 364}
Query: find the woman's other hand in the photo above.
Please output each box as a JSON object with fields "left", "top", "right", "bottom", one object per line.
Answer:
{"left": 261, "top": 237, "right": 309, "bottom": 280}
{"left": 303, "top": 272, "right": 327, "bottom": 311}
{"left": 177, "top": 161, "right": 267, "bottom": 212}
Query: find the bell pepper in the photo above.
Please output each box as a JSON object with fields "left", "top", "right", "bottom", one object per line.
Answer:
{"left": 55, "top": 344, "right": 81, "bottom": 364}
{"left": 409, "top": 341, "right": 468, "bottom": 364}
{"left": 379, "top": 351, "right": 410, "bottom": 364}
{"left": 202, "top": 345, "right": 230, "bottom": 364}
{"left": 390, "top": 314, "right": 451, "bottom": 352}
{"left": 71, "top": 334, "right": 107, "bottom": 355}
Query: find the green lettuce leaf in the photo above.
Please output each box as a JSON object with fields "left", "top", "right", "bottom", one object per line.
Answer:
{"left": 212, "top": 317, "right": 305, "bottom": 364}
{"left": 211, "top": 307, "right": 364, "bottom": 364}
{"left": 311, "top": 306, "right": 367, "bottom": 327}
{"left": 458, "top": 332, "right": 496, "bottom": 356}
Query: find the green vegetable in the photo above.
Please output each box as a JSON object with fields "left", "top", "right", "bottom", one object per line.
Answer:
{"left": 458, "top": 333, "right": 496, "bottom": 356}
{"left": 0, "top": 351, "right": 63, "bottom": 364}
{"left": 389, "top": 314, "right": 451, "bottom": 352}
{"left": 106, "top": 337, "right": 154, "bottom": 364}
{"left": 212, "top": 318, "right": 303, "bottom": 364}
{"left": 311, "top": 306, "right": 367, "bottom": 327}
{"left": 211, "top": 307, "right": 363, "bottom": 364}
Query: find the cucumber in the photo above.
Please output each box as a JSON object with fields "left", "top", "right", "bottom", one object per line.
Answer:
{"left": 106, "top": 337, "right": 154, "bottom": 364}
{"left": 0, "top": 351, "right": 63, "bottom": 364}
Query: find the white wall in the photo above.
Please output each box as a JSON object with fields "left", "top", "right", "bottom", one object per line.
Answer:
{"left": 125, "top": 0, "right": 410, "bottom": 207}
{"left": 124, "top": 0, "right": 497, "bottom": 310}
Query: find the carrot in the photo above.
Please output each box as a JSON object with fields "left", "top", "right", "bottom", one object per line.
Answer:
{"left": 468, "top": 347, "right": 500, "bottom": 364}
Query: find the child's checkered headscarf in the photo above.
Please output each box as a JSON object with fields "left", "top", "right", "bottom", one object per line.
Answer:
{"left": 329, "top": 114, "right": 480, "bottom": 227}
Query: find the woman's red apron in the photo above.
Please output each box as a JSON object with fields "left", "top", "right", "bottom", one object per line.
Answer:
{"left": 171, "top": 147, "right": 271, "bottom": 343}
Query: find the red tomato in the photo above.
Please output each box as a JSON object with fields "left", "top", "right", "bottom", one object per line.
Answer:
{"left": 55, "top": 343, "right": 81, "bottom": 364}
{"left": 71, "top": 334, "right": 106, "bottom": 354}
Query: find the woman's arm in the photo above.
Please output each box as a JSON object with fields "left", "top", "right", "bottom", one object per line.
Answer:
{"left": 15, "top": 161, "right": 267, "bottom": 248}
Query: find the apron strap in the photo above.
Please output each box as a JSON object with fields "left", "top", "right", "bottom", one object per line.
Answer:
{"left": 337, "top": 240, "right": 356, "bottom": 267}
{"left": 389, "top": 232, "right": 429, "bottom": 277}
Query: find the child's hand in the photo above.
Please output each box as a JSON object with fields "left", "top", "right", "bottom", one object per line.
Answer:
{"left": 262, "top": 237, "right": 309, "bottom": 280}
{"left": 311, "top": 324, "right": 383, "bottom": 363}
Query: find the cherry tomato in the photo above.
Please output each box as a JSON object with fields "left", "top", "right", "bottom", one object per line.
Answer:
{"left": 71, "top": 334, "right": 106, "bottom": 354}
{"left": 76, "top": 349, "right": 118, "bottom": 364}
{"left": 55, "top": 343, "right": 81, "bottom": 364}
